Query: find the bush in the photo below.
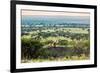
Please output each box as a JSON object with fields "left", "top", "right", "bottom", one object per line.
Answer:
{"left": 58, "top": 40, "right": 68, "bottom": 46}
{"left": 72, "top": 40, "right": 90, "bottom": 57}
{"left": 21, "top": 37, "right": 44, "bottom": 59}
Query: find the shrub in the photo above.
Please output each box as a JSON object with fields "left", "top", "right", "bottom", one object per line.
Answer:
{"left": 58, "top": 40, "right": 68, "bottom": 46}
{"left": 21, "top": 37, "right": 44, "bottom": 59}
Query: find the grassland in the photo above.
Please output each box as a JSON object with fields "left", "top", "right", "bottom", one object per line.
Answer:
{"left": 21, "top": 26, "right": 90, "bottom": 63}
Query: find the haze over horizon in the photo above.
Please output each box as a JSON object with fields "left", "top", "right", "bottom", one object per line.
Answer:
{"left": 21, "top": 10, "right": 90, "bottom": 25}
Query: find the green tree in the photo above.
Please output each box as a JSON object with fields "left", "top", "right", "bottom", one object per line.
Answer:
{"left": 58, "top": 40, "right": 68, "bottom": 46}
{"left": 21, "top": 37, "right": 44, "bottom": 59}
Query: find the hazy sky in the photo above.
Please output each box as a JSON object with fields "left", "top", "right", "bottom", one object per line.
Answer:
{"left": 22, "top": 10, "right": 90, "bottom": 17}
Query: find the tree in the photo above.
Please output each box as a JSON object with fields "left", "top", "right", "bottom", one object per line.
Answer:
{"left": 58, "top": 40, "right": 68, "bottom": 46}
{"left": 21, "top": 37, "right": 44, "bottom": 59}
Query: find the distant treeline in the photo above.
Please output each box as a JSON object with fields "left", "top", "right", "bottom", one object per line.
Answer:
{"left": 22, "top": 22, "right": 89, "bottom": 28}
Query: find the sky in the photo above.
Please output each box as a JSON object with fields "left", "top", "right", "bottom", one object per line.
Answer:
{"left": 21, "top": 10, "right": 90, "bottom": 17}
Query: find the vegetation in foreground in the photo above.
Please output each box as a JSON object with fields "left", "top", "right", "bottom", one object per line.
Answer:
{"left": 21, "top": 27, "right": 90, "bottom": 63}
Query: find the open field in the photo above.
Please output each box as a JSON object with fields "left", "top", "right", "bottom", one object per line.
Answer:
{"left": 21, "top": 26, "right": 90, "bottom": 63}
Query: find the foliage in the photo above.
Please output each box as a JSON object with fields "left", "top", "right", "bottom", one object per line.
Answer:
{"left": 21, "top": 27, "right": 90, "bottom": 63}
{"left": 21, "top": 37, "right": 44, "bottom": 59}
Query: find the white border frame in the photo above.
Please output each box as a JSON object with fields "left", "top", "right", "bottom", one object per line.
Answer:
{"left": 16, "top": 4, "right": 94, "bottom": 69}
